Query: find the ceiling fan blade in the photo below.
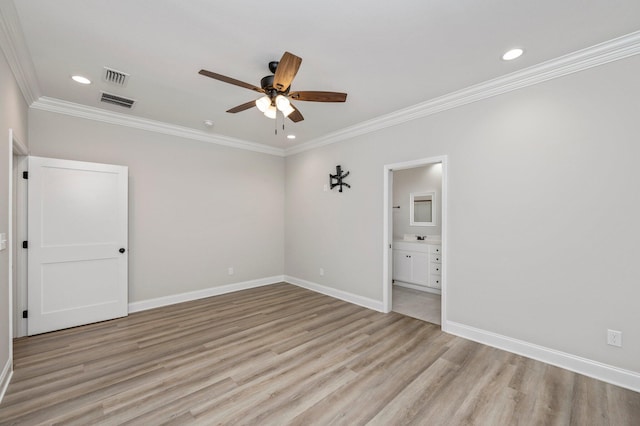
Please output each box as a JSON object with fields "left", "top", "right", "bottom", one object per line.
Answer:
{"left": 273, "top": 52, "right": 302, "bottom": 92}
{"left": 289, "top": 91, "right": 347, "bottom": 102}
{"left": 199, "top": 69, "right": 265, "bottom": 93}
{"left": 288, "top": 104, "right": 304, "bottom": 122}
{"left": 226, "top": 100, "right": 257, "bottom": 113}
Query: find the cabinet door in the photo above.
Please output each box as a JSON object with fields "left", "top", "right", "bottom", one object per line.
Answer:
{"left": 393, "top": 250, "right": 412, "bottom": 283}
{"left": 411, "top": 252, "right": 430, "bottom": 286}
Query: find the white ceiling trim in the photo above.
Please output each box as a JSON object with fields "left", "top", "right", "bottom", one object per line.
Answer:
{"left": 31, "top": 97, "right": 285, "bottom": 157}
{"left": 0, "top": 0, "right": 41, "bottom": 104}
{"left": 285, "top": 30, "right": 640, "bottom": 156}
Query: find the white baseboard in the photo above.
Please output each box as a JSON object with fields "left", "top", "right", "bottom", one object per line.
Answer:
{"left": 445, "top": 320, "right": 640, "bottom": 393}
{"left": 284, "top": 275, "right": 384, "bottom": 312}
{"left": 0, "top": 357, "right": 12, "bottom": 405}
{"left": 128, "top": 275, "right": 285, "bottom": 313}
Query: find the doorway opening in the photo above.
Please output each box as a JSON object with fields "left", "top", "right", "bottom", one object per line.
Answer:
{"left": 382, "top": 156, "right": 447, "bottom": 329}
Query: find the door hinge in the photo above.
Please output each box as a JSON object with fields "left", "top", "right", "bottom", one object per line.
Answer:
{"left": 22, "top": 310, "right": 28, "bottom": 319}
{"left": 22, "top": 241, "right": 28, "bottom": 249}
{"left": 23, "top": 171, "right": 28, "bottom": 179}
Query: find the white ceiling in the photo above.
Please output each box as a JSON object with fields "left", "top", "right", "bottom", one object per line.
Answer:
{"left": 10, "top": 0, "right": 640, "bottom": 149}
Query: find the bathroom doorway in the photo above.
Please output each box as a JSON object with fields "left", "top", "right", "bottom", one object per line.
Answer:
{"left": 382, "top": 156, "right": 447, "bottom": 328}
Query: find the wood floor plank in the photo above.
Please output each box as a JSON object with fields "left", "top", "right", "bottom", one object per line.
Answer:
{"left": 367, "top": 357, "right": 461, "bottom": 425}
{"left": 1, "top": 283, "right": 638, "bottom": 425}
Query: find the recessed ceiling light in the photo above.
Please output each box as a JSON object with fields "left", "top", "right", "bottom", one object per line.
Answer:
{"left": 71, "top": 75, "right": 91, "bottom": 84}
{"left": 287, "top": 134, "right": 296, "bottom": 140}
{"left": 502, "top": 48, "right": 524, "bottom": 61}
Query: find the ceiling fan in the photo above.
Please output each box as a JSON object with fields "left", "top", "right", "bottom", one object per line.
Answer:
{"left": 198, "top": 51, "right": 347, "bottom": 123}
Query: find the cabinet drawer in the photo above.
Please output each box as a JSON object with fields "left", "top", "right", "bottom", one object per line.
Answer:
{"left": 431, "top": 254, "right": 442, "bottom": 264}
{"left": 429, "top": 245, "right": 441, "bottom": 254}
{"left": 430, "top": 263, "right": 442, "bottom": 274}
{"left": 430, "top": 275, "right": 442, "bottom": 289}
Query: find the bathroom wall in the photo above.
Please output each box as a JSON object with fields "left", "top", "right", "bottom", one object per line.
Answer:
{"left": 393, "top": 163, "right": 442, "bottom": 239}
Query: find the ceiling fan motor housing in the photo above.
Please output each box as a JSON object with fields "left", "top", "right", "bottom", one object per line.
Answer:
{"left": 261, "top": 75, "right": 288, "bottom": 100}
{"left": 261, "top": 75, "right": 274, "bottom": 91}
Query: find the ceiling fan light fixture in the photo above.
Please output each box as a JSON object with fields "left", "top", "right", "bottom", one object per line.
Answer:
{"left": 280, "top": 103, "right": 295, "bottom": 117}
{"left": 256, "top": 96, "right": 271, "bottom": 112}
{"left": 264, "top": 105, "right": 277, "bottom": 119}
{"left": 275, "top": 94, "right": 290, "bottom": 111}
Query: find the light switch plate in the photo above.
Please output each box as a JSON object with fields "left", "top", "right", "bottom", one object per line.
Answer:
{"left": 0, "top": 233, "right": 7, "bottom": 251}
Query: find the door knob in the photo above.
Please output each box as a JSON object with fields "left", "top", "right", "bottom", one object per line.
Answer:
{"left": 119, "top": 248, "right": 126, "bottom": 253}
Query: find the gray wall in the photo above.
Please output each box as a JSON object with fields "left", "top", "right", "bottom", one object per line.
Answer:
{"left": 0, "top": 46, "right": 28, "bottom": 385}
{"left": 393, "top": 164, "right": 442, "bottom": 239}
{"left": 285, "top": 55, "right": 640, "bottom": 373}
{"left": 29, "top": 110, "right": 285, "bottom": 302}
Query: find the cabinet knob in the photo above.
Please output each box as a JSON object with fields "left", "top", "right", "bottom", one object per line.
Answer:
{"left": 119, "top": 248, "right": 126, "bottom": 253}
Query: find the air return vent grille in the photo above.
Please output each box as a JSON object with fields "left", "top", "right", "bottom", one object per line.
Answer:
{"left": 102, "top": 67, "right": 129, "bottom": 87}
{"left": 100, "top": 92, "right": 135, "bottom": 109}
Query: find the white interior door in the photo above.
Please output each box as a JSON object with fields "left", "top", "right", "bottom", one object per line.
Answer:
{"left": 27, "top": 156, "right": 128, "bottom": 335}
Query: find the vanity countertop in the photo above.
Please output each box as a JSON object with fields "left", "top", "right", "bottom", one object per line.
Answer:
{"left": 393, "top": 238, "right": 441, "bottom": 245}
{"left": 393, "top": 239, "right": 441, "bottom": 252}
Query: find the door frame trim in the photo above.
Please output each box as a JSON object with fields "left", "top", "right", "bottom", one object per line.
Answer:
{"left": 11, "top": 129, "right": 28, "bottom": 338}
{"left": 382, "top": 155, "right": 448, "bottom": 330}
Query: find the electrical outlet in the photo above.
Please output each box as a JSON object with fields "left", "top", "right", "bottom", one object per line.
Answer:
{"left": 323, "top": 184, "right": 328, "bottom": 192}
{"left": 228, "top": 267, "right": 234, "bottom": 276}
{"left": 607, "top": 329, "right": 622, "bottom": 347}
{"left": 319, "top": 267, "right": 324, "bottom": 276}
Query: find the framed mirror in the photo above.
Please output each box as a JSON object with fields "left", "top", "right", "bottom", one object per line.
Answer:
{"left": 410, "top": 191, "right": 436, "bottom": 226}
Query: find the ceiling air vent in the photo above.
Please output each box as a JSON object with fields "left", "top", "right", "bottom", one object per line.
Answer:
{"left": 102, "top": 67, "right": 129, "bottom": 87}
{"left": 100, "top": 92, "right": 135, "bottom": 109}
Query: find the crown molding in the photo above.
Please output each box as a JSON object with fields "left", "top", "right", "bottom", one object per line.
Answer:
{"left": 285, "top": 30, "right": 640, "bottom": 156}
{"left": 0, "top": 0, "right": 41, "bottom": 104}
{"left": 31, "top": 97, "right": 285, "bottom": 157}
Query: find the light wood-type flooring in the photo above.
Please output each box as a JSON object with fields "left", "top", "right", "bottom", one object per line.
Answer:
{"left": 1, "top": 283, "right": 638, "bottom": 425}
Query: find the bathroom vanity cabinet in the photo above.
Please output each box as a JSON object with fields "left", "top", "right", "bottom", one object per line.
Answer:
{"left": 429, "top": 244, "right": 442, "bottom": 290}
{"left": 393, "top": 241, "right": 442, "bottom": 292}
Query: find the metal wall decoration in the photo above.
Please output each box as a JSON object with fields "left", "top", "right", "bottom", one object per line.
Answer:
{"left": 329, "top": 165, "right": 351, "bottom": 192}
